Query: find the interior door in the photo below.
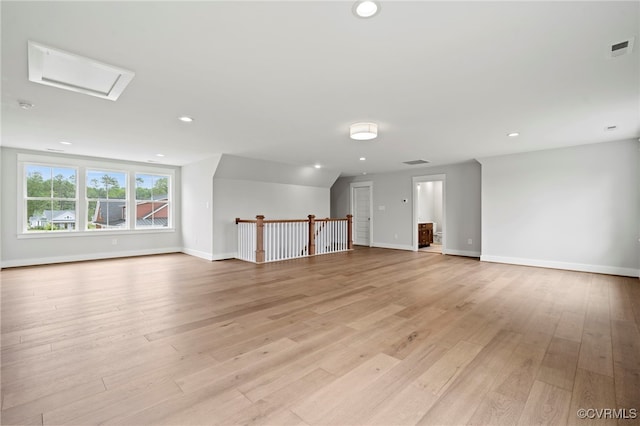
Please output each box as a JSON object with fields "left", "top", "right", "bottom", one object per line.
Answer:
{"left": 353, "top": 186, "right": 371, "bottom": 246}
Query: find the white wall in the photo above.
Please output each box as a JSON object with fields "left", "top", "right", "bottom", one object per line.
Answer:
{"left": 211, "top": 155, "right": 339, "bottom": 259}
{"left": 212, "top": 179, "right": 330, "bottom": 258}
{"left": 331, "top": 161, "right": 481, "bottom": 256}
{"left": 0, "top": 147, "right": 182, "bottom": 268}
{"left": 181, "top": 155, "right": 222, "bottom": 260}
{"left": 479, "top": 139, "right": 640, "bottom": 277}
{"left": 417, "top": 181, "right": 443, "bottom": 233}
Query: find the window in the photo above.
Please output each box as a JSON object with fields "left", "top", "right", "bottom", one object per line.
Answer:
{"left": 19, "top": 154, "right": 175, "bottom": 237}
{"left": 25, "top": 165, "right": 78, "bottom": 232}
{"left": 86, "top": 170, "right": 128, "bottom": 230}
{"left": 136, "top": 174, "right": 170, "bottom": 228}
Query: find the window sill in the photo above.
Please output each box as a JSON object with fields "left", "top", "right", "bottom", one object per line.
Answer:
{"left": 17, "top": 228, "right": 176, "bottom": 239}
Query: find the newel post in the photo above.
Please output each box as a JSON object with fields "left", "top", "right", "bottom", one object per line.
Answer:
{"left": 256, "top": 215, "right": 265, "bottom": 263}
{"left": 308, "top": 215, "right": 316, "bottom": 256}
{"left": 346, "top": 214, "right": 353, "bottom": 250}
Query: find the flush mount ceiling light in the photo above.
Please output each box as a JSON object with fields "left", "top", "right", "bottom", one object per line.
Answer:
{"left": 59, "top": 141, "right": 72, "bottom": 145}
{"left": 178, "top": 116, "right": 194, "bottom": 123}
{"left": 350, "top": 122, "right": 378, "bottom": 140}
{"left": 28, "top": 41, "right": 135, "bottom": 101}
{"left": 353, "top": 1, "right": 380, "bottom": 18}
{"left": 314, "top": 164, "right": 322, "bottom": 169}
{"left": 507, "top": 132, "right": 520, "bottom": 137}
{"left": 359, "top": 157, "right": 366, "bottom": 161}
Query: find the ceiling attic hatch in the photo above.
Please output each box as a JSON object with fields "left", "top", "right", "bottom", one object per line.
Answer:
{"left": 28, "top": 41, "right": 135, "bottom": 101}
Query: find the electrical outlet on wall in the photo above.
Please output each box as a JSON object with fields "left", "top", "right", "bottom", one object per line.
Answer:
{"left": 467, "top": 238, "right": 472, "bottom": 245}
{"left": 112, "top": 238, "right": 118, "bottom": 245}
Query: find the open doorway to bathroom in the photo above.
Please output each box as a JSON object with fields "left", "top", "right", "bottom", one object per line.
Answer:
{"left": 413, "top": 174, "right": 445, "bottom": 254}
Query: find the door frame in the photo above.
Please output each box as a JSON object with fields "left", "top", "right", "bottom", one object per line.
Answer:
{"left": 412, "top": 174, "right": 446, "bottom": 253}
{"left": 350, "top": 181, "right": 373, "bottom": 247}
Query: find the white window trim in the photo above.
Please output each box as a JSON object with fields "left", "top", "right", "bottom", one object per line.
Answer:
{"left": 17, "top": 153, "right": 176, "bottom": 238}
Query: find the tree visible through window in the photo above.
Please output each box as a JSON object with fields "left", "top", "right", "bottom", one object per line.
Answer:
{"left": 25, "top": 165, "right": 77, "bottom": 231}
{"left": 87, "top": 170, "right": 127, "bottom": 230}
{"left": 136, "top": 174, "right": 170, "bottom": 228}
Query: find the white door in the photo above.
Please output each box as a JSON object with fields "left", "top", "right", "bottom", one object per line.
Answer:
{"left": 353, "top": 186, "right": 371, "bottom": 246}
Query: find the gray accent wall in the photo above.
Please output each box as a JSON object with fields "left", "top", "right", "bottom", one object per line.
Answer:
{"left": 331, "top": 161, "right": 482, "bottom": 256}
{"left": 479, "top": 139, "right": 640, "bottom": 277}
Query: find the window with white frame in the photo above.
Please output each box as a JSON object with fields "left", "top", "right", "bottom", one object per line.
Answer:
{"left": 135, "top": 173, "right": 171, "bottom": 228}
{"left": 24, "top": 164, "right": 78, "bottom": 232}
{"left": 86, "top": 170, "right": 128, "bottom": 230}
{"left": 19, "top": 154, "right": 175, "bottom": 237}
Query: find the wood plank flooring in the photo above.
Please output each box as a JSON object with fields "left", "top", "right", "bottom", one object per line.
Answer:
{"left": 1, "top": 248, "right": 639, "bottom": 425}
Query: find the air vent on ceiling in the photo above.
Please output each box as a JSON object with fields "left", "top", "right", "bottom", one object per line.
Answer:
{"left": 403, "top": 159, "right": 430, "bottom": 165}
{"left": 607, "top": 37, "right": 634, "bottom": 58}
{"left": 28, "top": 41, "right": 135, "bottom": 101}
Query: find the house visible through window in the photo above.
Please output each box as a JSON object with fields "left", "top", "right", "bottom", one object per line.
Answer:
{"left": 25, "top": 165, "right": 77, "bottom": 232}
{"left": 136, "top": 174, "right": 170, "bottom": 228}
{"left": 87, "top": 170, "right": 127, "bottom": 230}
{"left": 20, "top": 155, "right": 174, "bottom": 237}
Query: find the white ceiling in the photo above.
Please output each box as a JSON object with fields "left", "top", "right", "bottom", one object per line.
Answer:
{"left": 2, "top": 1, "right": 639, "bottom": 176}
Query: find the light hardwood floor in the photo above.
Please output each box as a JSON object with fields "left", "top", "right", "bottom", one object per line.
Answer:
{"left": 1, "top": 248, "right": 639, "bottom": 425}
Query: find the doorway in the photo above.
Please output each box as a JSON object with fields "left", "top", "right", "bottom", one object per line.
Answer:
{"left": 350, "top": 182, "right": 372, "bottom": 246}
{"left": 413, "top": 174, "right": 445, "bottom": 254}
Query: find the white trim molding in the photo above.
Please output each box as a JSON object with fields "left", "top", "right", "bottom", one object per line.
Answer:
{"left": 481, "top": 255, "right": 639, "bottom": 278}
{"left": 372, "top": 242, "right": 414, "bottom": 251}
{"left": 1, "top": 247, "right": 182, "bottom": 269}
{"left": 444, "top": 249, "right": 481, "bottom": 258}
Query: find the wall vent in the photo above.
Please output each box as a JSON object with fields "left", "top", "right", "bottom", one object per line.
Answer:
{"left": 607, "top": 37, "right": 634, "bottom": 58}
{"left": 403, "top": 159, "right": 430, "bottom": 165}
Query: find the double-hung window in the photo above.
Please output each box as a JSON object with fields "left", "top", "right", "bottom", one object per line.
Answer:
{"left": 135, "top": 174, "right": 171, "bottom": 229}
{"left": 24, "top": 165, "right": 78, "bottom": 232}
{"left": 86, "top": 170, "right": 128, "bottom": 230}
{"left": 19, "top": 154, "right": 175, "bottom": 237}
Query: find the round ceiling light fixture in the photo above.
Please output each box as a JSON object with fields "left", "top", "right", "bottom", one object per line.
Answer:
{"left": 350, "top": 122, "right": 378, "bottom": 140}
{"left": 178, "top": 116, "right": 194, "bottom": 123}
{"left": 507, "top": 132, "right": 520, "bottom": 137}
{"left": 353, "top": 1, "right": 380, "bottom": 18}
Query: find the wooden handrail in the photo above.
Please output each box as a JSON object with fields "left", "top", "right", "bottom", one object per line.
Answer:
{"left": 236, "top": 214, "right": 353, "bottom": 263}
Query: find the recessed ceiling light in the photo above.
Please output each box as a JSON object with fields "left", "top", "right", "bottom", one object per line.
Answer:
{"left": 314, "top": 164, "right": 322, "bottom": 169}
{"left": 59, "top": 141, "right": 72, "bottom": 145}
{"left": 178, "top": 116, "right": 194, "bottom": 123}
{"left": 156, "top": 153, "right": 165, "bottom": 157}
{"left": 350, "top": 123, "right": 378, "bottom": 140}
{"left": 359, "top": 157, "right": 366, "bottom": 161}
{"left": 507, "top": 132, "right": 520, "bottom": 137}
{"left": 362, "top": 172, "right": 367, "bottom": 175}
{"left": 353, "top": 1, "right": 380, "bottom": 18}
{"left": 46, "top": 148, "right": 64, "bottom": 152}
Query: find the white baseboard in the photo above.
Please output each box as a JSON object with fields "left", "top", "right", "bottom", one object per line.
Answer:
{"left": 181, "top": 248, "right": 214, "bottom": 261}
{"left": 1, "top": 247, "right": 183, "bottom": 269}
{"left": 443, "top": 249, "right": 481, "bottom": 258}
{"left": 372, "top": 242, "right": 414, "bottom": 251}
{"left": 481, "top": 255, "right": 640, "bottom": 278}
{"left": 211, "top": 252, "right": 237, "bottom": 261}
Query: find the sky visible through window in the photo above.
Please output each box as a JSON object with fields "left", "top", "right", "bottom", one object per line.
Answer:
{"left": 27, "top": 165, "right": 76, "bottom": 181}
{"left": 86, "top": 170, "right": 127, "bottom": 188}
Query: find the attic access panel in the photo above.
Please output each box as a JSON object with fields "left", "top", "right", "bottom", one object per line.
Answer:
{"left": 28, "top": 41, "right": 135, "bottom": 101}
